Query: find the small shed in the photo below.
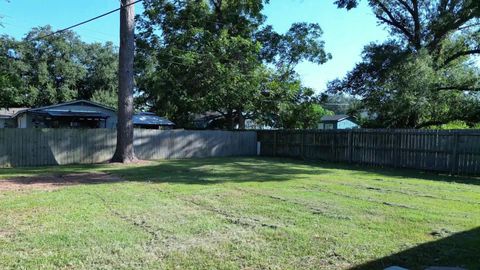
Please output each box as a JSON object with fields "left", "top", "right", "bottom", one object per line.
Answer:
{"left": 318, "top": 114, "right": 359, "bottom": 130}
{"left": 133, "top": 112, "right": 175, "bottom": 129}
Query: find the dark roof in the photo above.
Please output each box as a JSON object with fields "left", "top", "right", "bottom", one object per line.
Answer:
{"left": 28, "top": 100, "right": 116, "bottom": 113}
{"left": 133, "top": 112, "right": 175, "bottom": 126}
{"left": 321, "top": 114, "right": 351, "bottom": 122}
{"left": 6, "top": 101, "right": 175, "bottom": 125}
{"left": 31, "top": 110, "right": 110, "bottom": 119}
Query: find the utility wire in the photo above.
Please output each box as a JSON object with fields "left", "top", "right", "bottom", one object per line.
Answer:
{"left": 2, "top": 16, "right": 115, "bottom": 38}
{"left": 16, "top": 0, "right": 264, "bottom": 79}
{"left": 30, "top": 0, "right": 143, "bottom": 41}
{"left": 3, "top": 21, "right": 116, "bottom": 44}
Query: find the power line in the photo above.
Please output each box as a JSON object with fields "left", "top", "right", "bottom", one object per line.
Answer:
{"left": 30, "top": 0, "right": 143, "bottom": 41}
{"left": 22, "top": 0, "right": 258, "bottom": 46}
{"left": 2, "top": 21, "right": 116, "bottom": 44}
{"left": 3, "top": 15, "right": 117, "bottom": 40}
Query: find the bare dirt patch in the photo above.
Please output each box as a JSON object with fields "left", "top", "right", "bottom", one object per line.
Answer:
{"left": 0, "top": 172, "right": 123, "bottom": 191}
{"left": 0, "top": 229, "right": 13, "bottom": 239}
{"left": 107, "top": 159, "right": 154, "bottom": 166}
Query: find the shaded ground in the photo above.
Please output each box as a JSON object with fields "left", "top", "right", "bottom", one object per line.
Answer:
{"left": 0, "top": 157, "right": 479, "bottom": 270}
{"left": 0, "top": 173, "right": 123, "bottom": 191}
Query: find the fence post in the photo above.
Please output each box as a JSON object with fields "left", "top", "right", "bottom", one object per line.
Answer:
{"left": 273, "top": 130, "right": 277, "bottom": 157}
{"left": 301, "top": 131, "right": 305, "bottom": 159}
{"left": 348, "top": 130, "right": 353, "bottom": 163}
{"left": 332, "top": 131, "right": 337, "bottom": 161}
{"left": 451, "top": 132, "right": 460, "bottom": 175}
{"left": 392, "top": 130, "right": 398, "bottom": 168}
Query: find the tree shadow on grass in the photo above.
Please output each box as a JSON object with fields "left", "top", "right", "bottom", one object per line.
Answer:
{"left": 282, "top": 158, "right": 480, "bottom": 186}
{"left": 0, "top": 164, "right": 107, "bottom": 179}
{"left": 0, "top": 157, "right": 330, "bottom": 186}
{"left": 1, "top": 156, "right": 479, "bottom": 187}
{"left": 349, "top": 227, "right": 480, "bottom": 270}
{"left": 103, "top": 157, "right": 330, "bottom": 185}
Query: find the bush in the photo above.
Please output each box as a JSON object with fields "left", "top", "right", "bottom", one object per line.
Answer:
{"left": 426, "top": 120, "right": 469, "bottom": 130}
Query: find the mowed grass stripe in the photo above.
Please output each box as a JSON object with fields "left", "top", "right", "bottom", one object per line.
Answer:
{"left": 0, "top": 157, "right": 479, "bottom": 269}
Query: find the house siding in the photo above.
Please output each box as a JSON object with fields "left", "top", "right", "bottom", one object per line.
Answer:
{"left": 17, "top": 113, "right": 28, "bottom": 128}
{"left": 318, "top": 118, "right": 359, "bottom": 130}
{"left": 318, "top": 122, "right": 337, "bottom": 130}
{"left": 337, "top": 119, "right": 359, "bottom": 129}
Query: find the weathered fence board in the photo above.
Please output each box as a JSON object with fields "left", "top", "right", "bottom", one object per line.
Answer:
{"left": 0, "top": 129, "right": 257, "bottom": 167}
{"left": 258, "top": 129, "right": 480, "bottom": 175}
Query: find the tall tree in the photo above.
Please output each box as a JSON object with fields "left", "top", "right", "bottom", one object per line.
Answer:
{"left": 112, "top": 0, "right": 137, "bottom": 163}
{"left": 334, "top": 0, "right": 480, "bottom": 65}
{"left": 136, "top": 0, "right": 330, "bottom": 129}
{"left": 330, "top": 0, "right": 480, "bottom": 128}
{"left": 80, "top": 42, "right": 119, "bottom": 108}
{"left": 0, "top": 29, "right": 119, "bottom": 109}
{"left": 22, "top": 27, "right": 87, "bottom": 106}
{"left": 0, "top": 35, "right": 26, "bottom": 108}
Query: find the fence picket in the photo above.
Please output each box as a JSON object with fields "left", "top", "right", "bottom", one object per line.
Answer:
{"left": 0, "top": 129, "right": 257, "bottom": 168}
{"left": 257, "top": 129, "right": 480, "bottom": 175}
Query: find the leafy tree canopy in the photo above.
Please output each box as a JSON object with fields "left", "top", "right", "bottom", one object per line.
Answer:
{"left": 0, "top": 26, "right": 118, "bottom": 108}
{"left": 330, "top": 0, "right": 480, "bottom": 128}
{"left": 135, "top": 0, "right": 331, "bottom": 129}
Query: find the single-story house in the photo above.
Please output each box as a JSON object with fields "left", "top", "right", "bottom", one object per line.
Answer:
{"left": 0, "top": 100, "right": 174, "bottom": 129}
{"left": 318, "top": 114, "right": 360, "bottom": 130}
{"left": 14, "top": 100, "right": 118, "bottom": 128}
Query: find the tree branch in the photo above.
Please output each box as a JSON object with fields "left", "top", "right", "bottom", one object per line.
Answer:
{"left": 436, "top": 85, "right": 480, "bottom": 91}
{"left": 396, "top": 0, "right": 415, "bottom": 16}
{"left": 458, "top": 22, "right": 480, "bottom": 30}
{"left": 411, "top": 0, "right": 422, "bottom": 49}
{"left": 444, "top": 49, "right": 480, "bottom": 65}
{"left": 428, "top": 8, "right": 477, "bottom": 51}
{"left": 215, "top": 110, "right": 228, "bottom": 117}
{"left": 373, "top": 0, "right": 415, "bottom": 44}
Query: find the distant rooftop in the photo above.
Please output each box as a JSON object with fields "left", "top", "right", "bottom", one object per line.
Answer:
{"left": 321, "top": 114, "right": 351, "bottom": 122}
{"left": 0, "top": 107, "right": 30, "bottom": 118}
{"left": 133, "top": 112, "right": 175, "bottom": 126}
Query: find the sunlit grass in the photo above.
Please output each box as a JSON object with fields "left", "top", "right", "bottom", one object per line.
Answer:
{"left": 0, "top": 157, "right": 479, "bottom": 269}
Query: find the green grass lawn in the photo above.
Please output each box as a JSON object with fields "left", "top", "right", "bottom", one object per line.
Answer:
{"left": 0, "top": 157, "right": 479, "bottom": 270}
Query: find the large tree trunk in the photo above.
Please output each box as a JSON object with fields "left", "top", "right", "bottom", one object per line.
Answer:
{"left": 112, "top": 0, "right": 137, "bottom": 163}
{"left": 225, "top": 109, "right": 236, "bottom": 130}
{"left": 237, "top": 110, "right": 245, "bottom": 130}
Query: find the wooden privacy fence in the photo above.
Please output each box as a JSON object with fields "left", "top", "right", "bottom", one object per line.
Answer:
{"left": 257, "top": 129, "right": 480, "bottom": 175}
{"left": 0, "top": 129, "right": 257, "bottom": 167}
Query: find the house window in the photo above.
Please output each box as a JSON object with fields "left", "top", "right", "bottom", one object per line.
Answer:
{"left": 325, "top": 123, "right": 334, "bottom": 130}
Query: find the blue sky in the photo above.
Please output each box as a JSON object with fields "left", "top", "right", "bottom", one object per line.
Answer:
{"left": 0, "top": 0, "right": 388, "bottom": 92}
